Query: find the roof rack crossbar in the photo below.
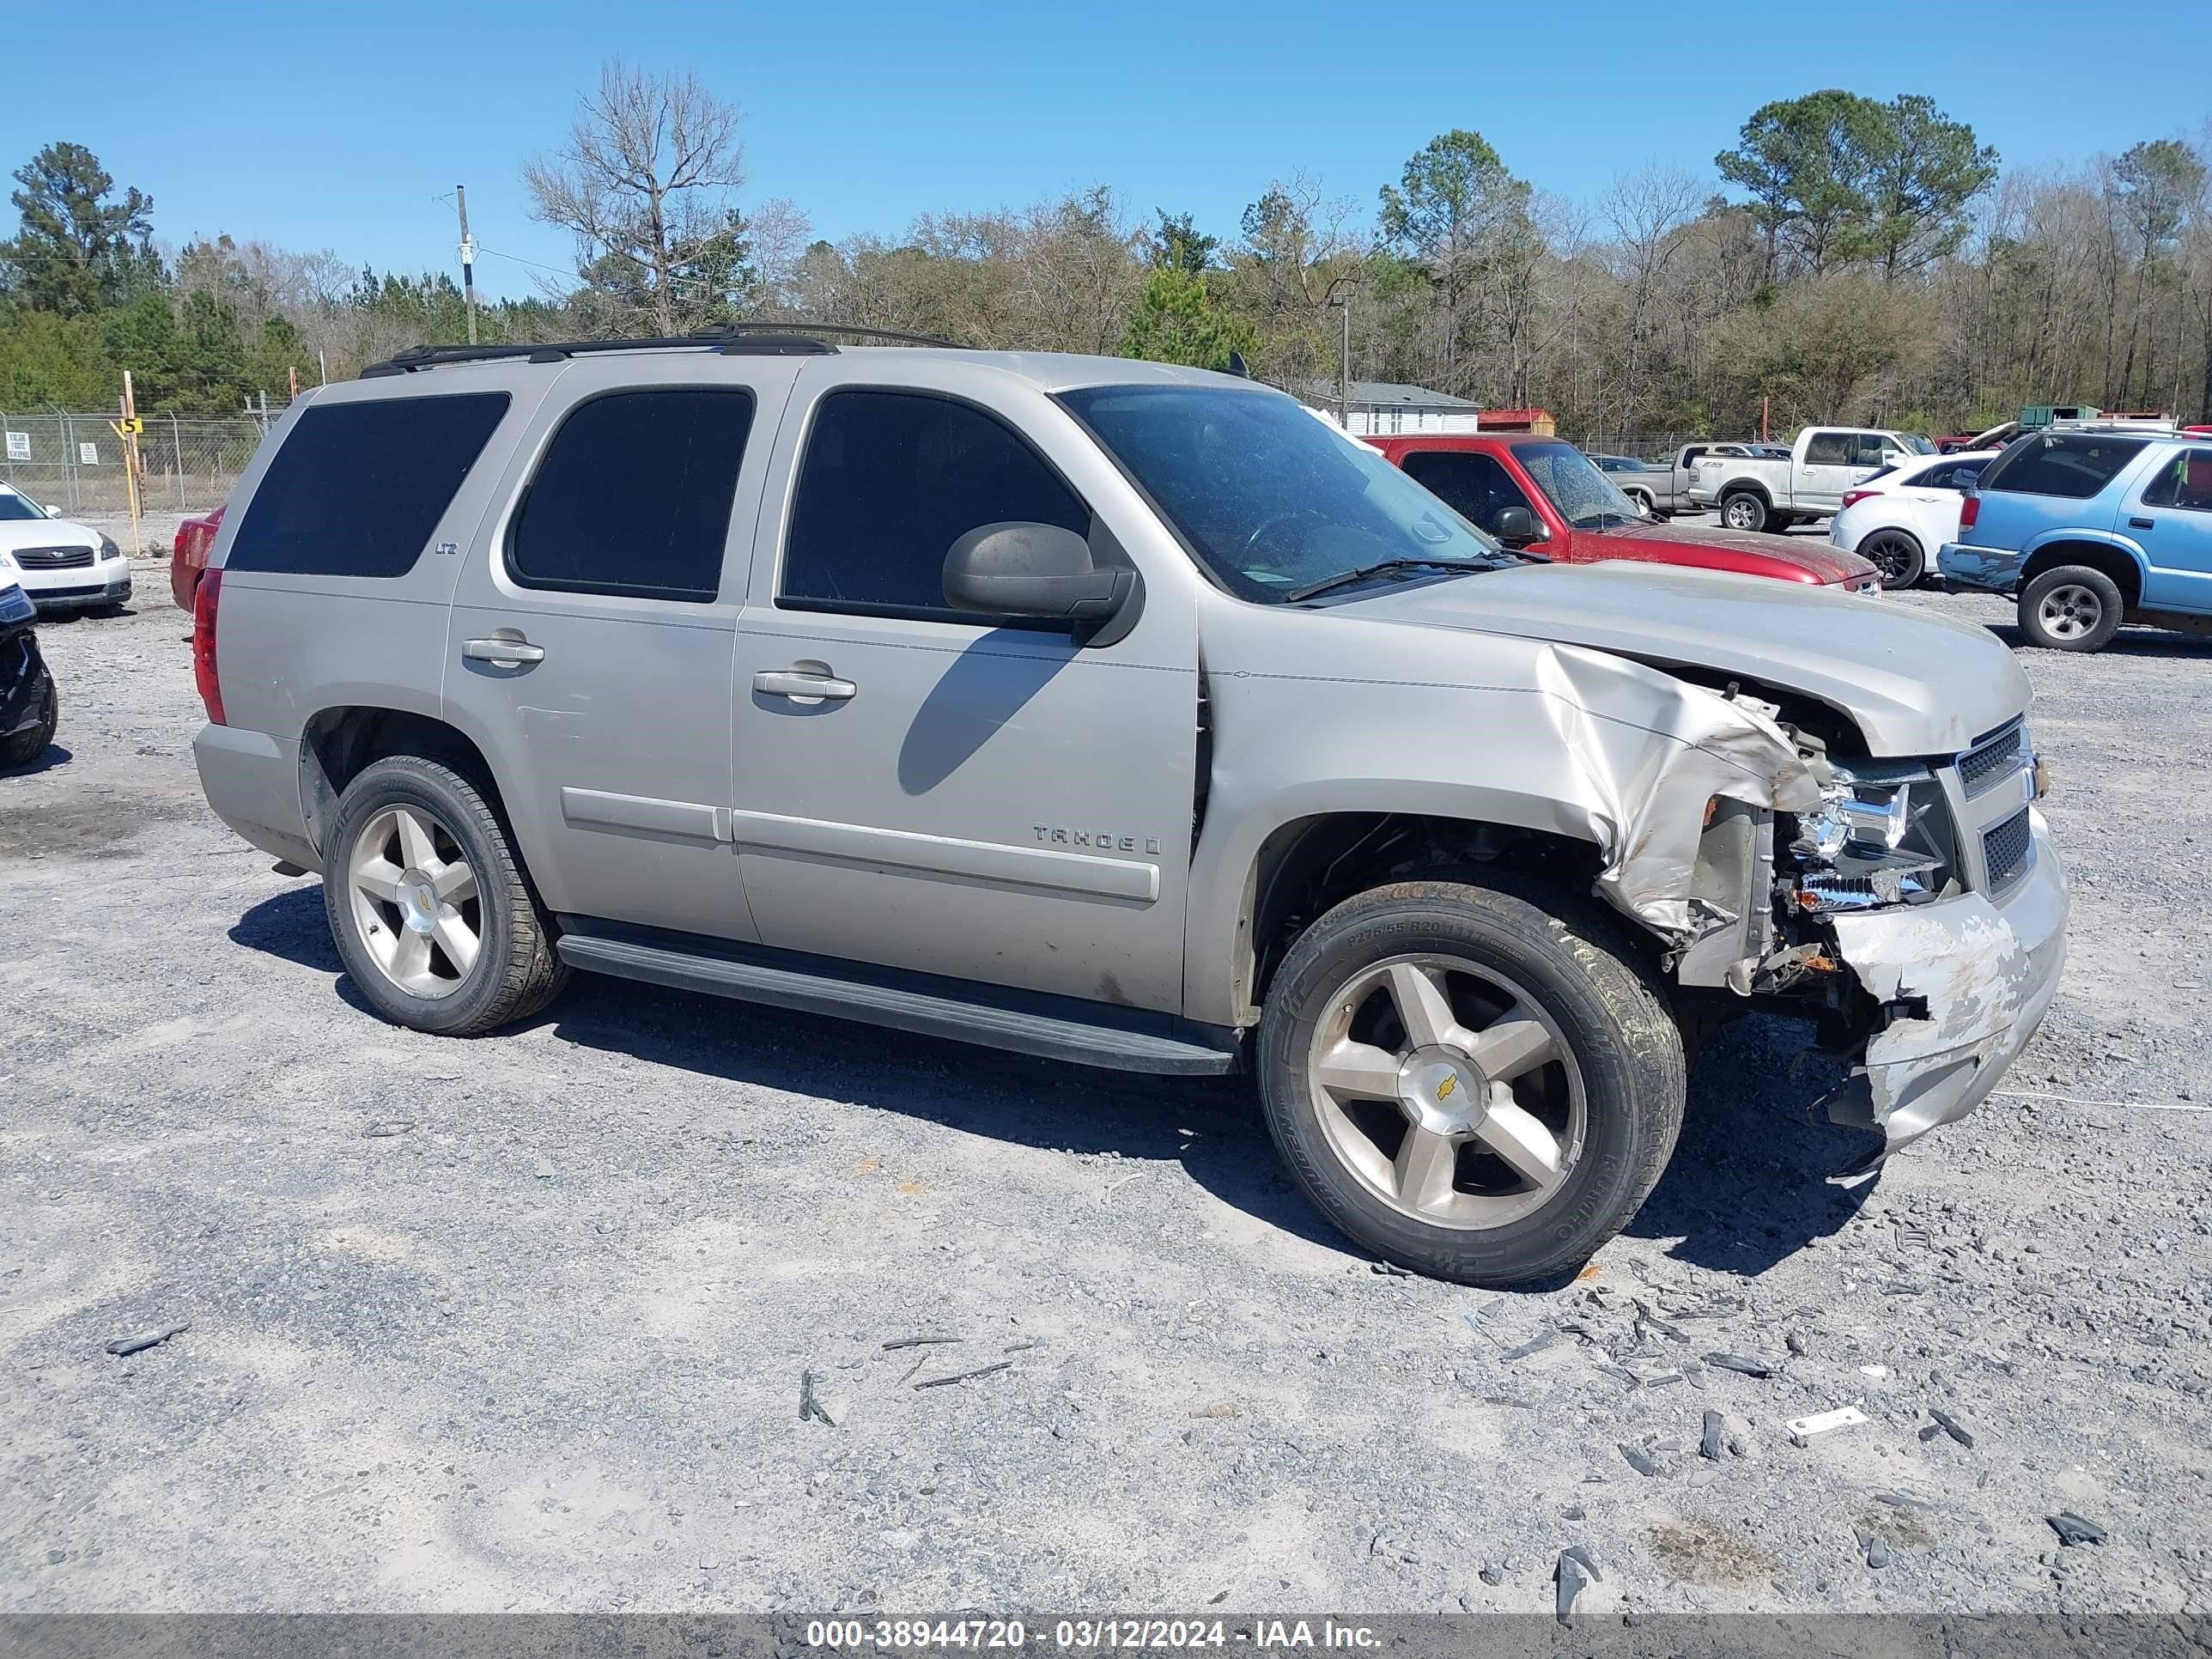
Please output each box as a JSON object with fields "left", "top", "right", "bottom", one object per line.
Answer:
{"left": 361, "top": 320, "right": 964, "bottom": 377}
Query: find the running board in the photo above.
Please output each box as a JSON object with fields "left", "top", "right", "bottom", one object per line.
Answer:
{"left": 555, "top": 930, "right": 1242, "bottom": 1076}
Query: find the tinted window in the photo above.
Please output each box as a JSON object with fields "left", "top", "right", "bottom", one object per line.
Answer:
{"left": 1980, "top": 433, "right": 2148, "bottom": 500}
{"left": 2141, "top": 447, "right": 2212, "bottom": 511}
{"left": 228, "top": 392, "right": 509, "bottom": 578}
{"left": 509, "top": 388, "right": 754, "bottom": 602}
{"left": 0, "top": 489, "right": 47, "bottom": 522}
{"left": 781, "top": 391, "right": 1089, "bottom": 617}
{"left": 1401, "top": 450, "right": 1540, "bottom": 535}
{"left": 1802, "top": 433, "right": 1853, "bottom": 465}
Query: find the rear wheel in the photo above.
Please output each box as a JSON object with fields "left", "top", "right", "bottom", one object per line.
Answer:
{"left": 2019, "top": 565, "right": 2124, "bottom": 653}
{"left": 324, "top": 754, "right": 568, "bottom": 1035}
{"left": 1256, "top": 878, "right": 1685, "bottom": 1285}
{"left": 1720, "top": 491, "right": 1768, "bottom": 532}
{"left": 1856, "top": 527, "right": 1925, "bottom": 588}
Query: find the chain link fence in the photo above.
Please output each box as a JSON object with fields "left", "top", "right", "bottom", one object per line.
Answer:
{"left": 0, "top": 407, "right": 286, "bottom": 518}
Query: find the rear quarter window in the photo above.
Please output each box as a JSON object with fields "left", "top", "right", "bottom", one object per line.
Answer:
{"left": 226, "top": 392, "right": 511, "bottom": 577}
{"left": 1979, "top": 433, "right": 2148, "bottom": 500}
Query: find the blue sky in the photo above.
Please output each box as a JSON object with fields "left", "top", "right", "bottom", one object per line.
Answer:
{"left": 5, "top": 1, "right": 2207, "bottom": 301}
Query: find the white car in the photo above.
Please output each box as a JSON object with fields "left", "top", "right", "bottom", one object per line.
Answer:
{"left": 0, "top": 483, "right": 132, "bottom": 612}
{"left": 1826, "top": 449, "right": 2000, "bottom": 589}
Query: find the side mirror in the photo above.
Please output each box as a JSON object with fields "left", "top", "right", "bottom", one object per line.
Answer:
{"left": 46, "top": 503, "right": 65, "bottom": 518}
{"left": 944, "top": 521, "right": 1141, "bottom": 640}
{"left": 1878, "top": 449, "right": 1901, "bottom": 465}
{"left": 1491, "top": 505, "right": 1541, "bottom": 545}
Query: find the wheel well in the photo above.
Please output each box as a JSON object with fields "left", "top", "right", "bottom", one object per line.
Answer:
{"left": 300, "top": 706, "right": 498, "bottom": 860}
{"left": 1856, "top": 524, "right": 1921, "bottom": 551}
{"left": 1243, "top": 812, "right": 1611, "bottom": 1010}
{"left": 1720, "top": 481, "right": 1771, "bottom": 505}
{"left": 2020, "top": 541, "right": 2142, "bottom": 610}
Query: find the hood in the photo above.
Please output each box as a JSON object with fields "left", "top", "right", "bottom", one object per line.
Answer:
{"left": 1591, "top": 520, "right": 1874, "bottom": 585}
{"left": 0, "top": 518, "right": 98, "bottom": 553}
{"left": 1352, "top": 561, "right": 2027, "bottom": 757}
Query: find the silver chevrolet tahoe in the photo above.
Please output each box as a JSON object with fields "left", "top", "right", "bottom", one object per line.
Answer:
{"left": 190, "top": 330, "right": 2069, "bottom": 1285}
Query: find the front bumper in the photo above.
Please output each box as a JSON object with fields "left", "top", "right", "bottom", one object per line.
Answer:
{"left": 21, "top": 562, "right": 133, "bottom": 611}
{"left": 1819, "top": 809, "right": 2069, "bottom": 1163}
{"left": 1936, "top": 541, "right": 2025, "bottom": 592}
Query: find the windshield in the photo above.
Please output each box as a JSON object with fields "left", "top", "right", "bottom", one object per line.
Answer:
{"left": 1898, "top": 433, "right": 1937, "bottom": 455}
{"left": 0, "top": 489, "right": 50, "bottom": 522}
{"left": 1056, "top": 385, "right": 1512, "bottom": 602}
{"left": 1513, "top": 441, "right": 1644, "bottom": 530}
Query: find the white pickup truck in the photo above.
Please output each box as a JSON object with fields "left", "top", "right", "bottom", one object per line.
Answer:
{"left": 1689, "top": 427, "right": 1937, "bottom": 532}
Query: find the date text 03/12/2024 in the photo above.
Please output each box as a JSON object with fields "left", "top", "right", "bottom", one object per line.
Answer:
{"left": 802, "top": 1620, "right": 1382, "bottom": 1650}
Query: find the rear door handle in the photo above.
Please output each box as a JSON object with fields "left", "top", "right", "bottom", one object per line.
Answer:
{"left": 2130, "top": 516, "right": 2155, "bottom": 530}
{"left": 753, "top": 665, "right": 856, "bottom": 703}
{"left": 463, "top": 635, "right": 545, "bottom": 666}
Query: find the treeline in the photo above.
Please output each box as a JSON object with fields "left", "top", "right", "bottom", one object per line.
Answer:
{"left": 4, "top": 80, "right": 2210, "bottom": 439}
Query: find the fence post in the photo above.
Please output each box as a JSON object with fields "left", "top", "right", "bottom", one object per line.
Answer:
{"left": 172, "top": 415, "right": 185, "bottom": 510}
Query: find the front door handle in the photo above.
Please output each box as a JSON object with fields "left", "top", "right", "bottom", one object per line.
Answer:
{"left": 753, "top": 664, "right": 856, "bottom": 703}
{"left": 463, "top": 633, "right": 546, "bottom": 666}
{"left": 2130, "top": 516, "right": 2156, "bottom": 530}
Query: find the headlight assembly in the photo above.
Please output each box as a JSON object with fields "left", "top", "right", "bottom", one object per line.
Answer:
{"left": 1789, "top": 763, "right": 1958, "bottom": 910}
{"left": 98, "top": 535, "right": 121, "bottom": 562}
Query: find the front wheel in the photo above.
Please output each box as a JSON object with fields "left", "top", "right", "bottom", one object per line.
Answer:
{"left": 1719, "top": 491, "right": 1768, "bottom": 532}
{"left": 324, "top": 754, "right": 568, "bottom": 1035}
{"left": 2019, "top": 565, "right": 2124, "bottom": 652}
{"left": 1256, "top": 879, "right": 1686, "bottom": 1285}
{"left": 1856, "top": 528, "right": 1925, "bottom": 588}
{"left": 0, "top": 674, "right": 58, "bottom": 769}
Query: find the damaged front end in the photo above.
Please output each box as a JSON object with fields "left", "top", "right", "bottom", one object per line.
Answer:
{"left": 1538, "top": 645, "right": 2069, "bottom": 1169}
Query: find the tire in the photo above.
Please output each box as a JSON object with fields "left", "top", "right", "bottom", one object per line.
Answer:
{"left": 1719, "top": 491, "right": 1768, "bottom": 532}
{"left": 1856, "top": 527, "right": 1925, "bottom": 588}
{"left": 2018, "top": 565, "right": 2124, "bottom": 653}
{"left": 1256, "top": 877, "right": 1686, "bottom": 1285}
{"left": 0, "top": 675, "right": 58, "bottom": 769}
{"left": 323, "top": 753, "right": 568, "bottom": 1036}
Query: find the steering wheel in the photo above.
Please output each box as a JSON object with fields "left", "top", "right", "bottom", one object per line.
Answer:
{"left": 1241, "top": 507, "right": 1331, "bottom": 562}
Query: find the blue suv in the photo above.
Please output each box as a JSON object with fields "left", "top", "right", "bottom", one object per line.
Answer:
{"left": 1940, "top": 427, "right": 2212, "bottom": 652}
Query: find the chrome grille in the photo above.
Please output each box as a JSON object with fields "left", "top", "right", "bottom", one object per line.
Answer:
{"left": 1982, "top": 806, "right": 2033, "bottom": 893}
{"left": 1959, "top": 720, "right": 2028, "bottom": 798}
{"left": 12, "top": 544, "right": 94, "bottom": 570}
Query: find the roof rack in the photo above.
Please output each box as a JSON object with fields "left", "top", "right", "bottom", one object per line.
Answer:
{"left": 362, "top": 321, "right": 963, "bottom": 378}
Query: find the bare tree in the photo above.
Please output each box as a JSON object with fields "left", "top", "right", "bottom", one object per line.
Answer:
{"left": 1600, "top": 166, "right": 1701, "bottom": 443}
{"left": 524, "top": 59, "right": 750, "bottom": 336}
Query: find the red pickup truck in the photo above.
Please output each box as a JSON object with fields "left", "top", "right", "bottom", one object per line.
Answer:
{"left": 1367, "top": 434, "right": 1880, "bottom": 592}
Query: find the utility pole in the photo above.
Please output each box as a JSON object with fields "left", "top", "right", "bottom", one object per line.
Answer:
{"left": 456, "top": 184, "right": 478, "bottom": 346}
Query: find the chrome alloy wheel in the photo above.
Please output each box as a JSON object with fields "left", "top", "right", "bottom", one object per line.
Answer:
{"left": 1305, "top": 955, "right": 1585, "bottom": 1228}
{"left": 2036, "top": 582, "right": 2103, "bottom": 641}
{"left": 346, "top": 805, "right": 483, "bottom": 999}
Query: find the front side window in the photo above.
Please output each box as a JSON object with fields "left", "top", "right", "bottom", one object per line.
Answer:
{"left": 1401, "top": 450, "right": 1541, "bottom": 538}
{"left": 228, "top": 392, "right": 511, "bottom": 578}
{"left": 1057, "top": 385, "right": 1510, "bottom": 604}
{"left": 1512, "top": 441, "right": 1643, "bottom": 531}
{"left": 781, "top": 390, "right": 1090, "bottom": 617}
{"left": 2141, "top": 447, "right": 2212, "bottom": 511}
{"left": 1980, "top": 433, "right": 2149, "bottom": 500}
{"left": 509, "top": 388, "right": 755, "bottom": 603}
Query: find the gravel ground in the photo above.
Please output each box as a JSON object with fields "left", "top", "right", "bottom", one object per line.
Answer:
{"left": 3, "top": 555, "right": 2209, "bottom": 1618}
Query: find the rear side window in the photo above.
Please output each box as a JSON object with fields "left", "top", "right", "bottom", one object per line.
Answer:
{"left": 509, "top": 388, "right": 756, "bottom": 603}
{"left": 781, "top": 390, "right": 1089, "bottom": 617}
{"left": 1802, "top": 433, "right": 1853, "bottom": 465}
{"left": 227, "top": 392, "right": 509, "bottom": 578}
{"left": 2140, "top": 447, "right": 2212, "bottom": 511}
{"left": 1980, "top": 433, "right": 2148, "bottom": 500}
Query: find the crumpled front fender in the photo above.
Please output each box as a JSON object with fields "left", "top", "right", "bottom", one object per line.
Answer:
{"left": 1534, "top": 643, "right": 1820, "bottom": 940}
